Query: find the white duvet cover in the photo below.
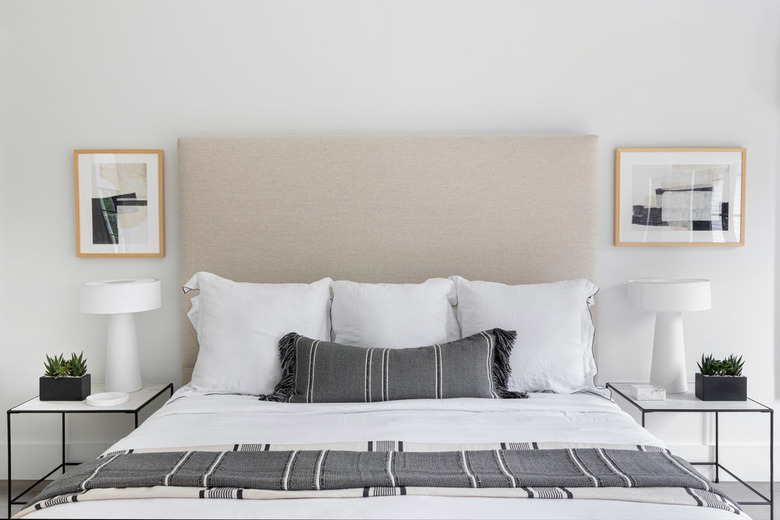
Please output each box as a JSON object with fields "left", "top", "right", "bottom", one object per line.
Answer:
{"left": 24, "top": 387, "right": 744, "bottom": 519}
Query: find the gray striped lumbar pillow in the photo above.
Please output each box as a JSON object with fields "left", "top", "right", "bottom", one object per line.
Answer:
{"left": 260, "top": 329, "right": 526, "bottom": 403}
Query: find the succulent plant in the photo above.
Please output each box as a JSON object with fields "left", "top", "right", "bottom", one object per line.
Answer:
{"left": 44, "top": 354, "right": 64, "bottom": 377}
{"left": 721, "top": 354, "right": 744, "bottom": 376}
{"left": 68, "top": 351, "right": 88, "bottom": 377}
{"left": 43, "top": 352, "right": 89, "bottom": 377}
{"left": 697, "top": 353, "right": 744, "bottom": 377}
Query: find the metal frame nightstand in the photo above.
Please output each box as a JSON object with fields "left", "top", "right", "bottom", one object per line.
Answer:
{"left": 7, "top": 382, "right": 173, "bottom": 517}
{"left": 607, "top": 382, "right": 773, "bottom": 519}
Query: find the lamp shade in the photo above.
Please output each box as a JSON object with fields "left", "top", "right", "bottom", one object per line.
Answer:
{"left": 79, "top": 278, "right": 161, "bottom": 395}
{"left": 627, "top": 279, "right": 711, "bottom": 313}
{"left": 80, "top": 279, "right": 161, "bottom": 315}
{"left": 627, "top": 278, "right": 711, "bottom": 394}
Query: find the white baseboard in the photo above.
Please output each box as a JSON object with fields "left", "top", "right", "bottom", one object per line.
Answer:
{"left": 1, "top": 441, "right": 112, "bottom": 480}
{"left": 668, "top": 443, "right": 774, "bottom": 482}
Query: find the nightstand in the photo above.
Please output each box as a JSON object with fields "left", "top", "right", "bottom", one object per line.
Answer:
{"left": 607, "top": 382, "right": 773, "bottom": 519}
{"left": 6, "top": 382, "right": 173, "bottom": 517}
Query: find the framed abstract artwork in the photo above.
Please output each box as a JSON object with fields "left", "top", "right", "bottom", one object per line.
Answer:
{"left": 614, "top": 148, "right": 745, "bottom": 246}
{"left": 75, "top": 150, "right": 164, "bottom": 257}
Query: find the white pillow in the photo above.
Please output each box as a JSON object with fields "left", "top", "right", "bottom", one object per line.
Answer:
{"left": 184, "top": 272, "right": 332, "bottom": 395}
{"left": 331, "top": 279, "right": 460, "bottom": 348}
{"left": 452, "top": 276, "right": 607, "bottom": 397}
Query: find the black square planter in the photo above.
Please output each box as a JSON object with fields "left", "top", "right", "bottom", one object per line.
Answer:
{"left": 695, "top": 372, "right": 747, "bottom": 401}
{"left": 39, "top": 374, "right": 91, "bottom": 401}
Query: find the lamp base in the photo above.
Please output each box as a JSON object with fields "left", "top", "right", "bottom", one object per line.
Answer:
{"left": 649, "top": 311, "right": 688, "bottom": 393}
{"left": 105, "top": 313, "right": 143, "bottom": 393}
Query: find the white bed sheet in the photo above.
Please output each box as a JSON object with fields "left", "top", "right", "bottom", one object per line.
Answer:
{"left": 24, "top": 387, "right": 744, "bottom": 519}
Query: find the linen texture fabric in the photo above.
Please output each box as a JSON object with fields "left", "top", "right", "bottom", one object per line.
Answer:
{"left": 330, "top": 279, "right": 460, "bottom": 349}
{"left": 183, "top": 272, "right": 332, "bottom": 395}
{"left": 178, "top": 136, "right": 599, "bottom": 382}
{"left": 452, "top": 277, "right": 607, "bottom": 397}
{"left": 261, "top": 329, "right": 524, "bottom": 403}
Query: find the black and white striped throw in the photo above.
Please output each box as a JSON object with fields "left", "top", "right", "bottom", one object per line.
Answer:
{"left": 23, "top": 441, "right": 741, "bottom": 517}
{"left": 260, "top": 329, "right": 525, "bottom": 403}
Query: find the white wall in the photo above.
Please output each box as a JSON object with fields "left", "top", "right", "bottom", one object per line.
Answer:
{"left": 1, "top": 0, "right": 778, "bottom": 480}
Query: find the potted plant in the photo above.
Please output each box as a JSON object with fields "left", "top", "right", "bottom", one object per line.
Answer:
{"left": 39, "top": 352, "right": 91, "bottom": 401}
{"left": 695, "top": 353, "right": 746, "bottom": 401}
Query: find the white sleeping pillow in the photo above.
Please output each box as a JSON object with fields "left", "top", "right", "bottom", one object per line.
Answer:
{"left": 452, "top": 276, "right": 607, "bottom": 397}
{"left": 331, "top": 279, "right": 460, "bottom": 348}
{"left": 184, "top": 272, "right": 332, "bottom": 395}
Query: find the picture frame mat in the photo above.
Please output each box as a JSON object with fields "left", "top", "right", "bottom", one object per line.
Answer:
{"left": 614, "top": 147, "right": 745, "bottom": 247}
{"left": 75, "top": 149, "right": 164, "bottom": 257}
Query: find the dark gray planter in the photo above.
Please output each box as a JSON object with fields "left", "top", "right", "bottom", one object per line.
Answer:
{"left": 39, "top": 374, "right": 91, "bottom": 401}
{"left": 695, "top": 372, "right": 746, "bottom": 401}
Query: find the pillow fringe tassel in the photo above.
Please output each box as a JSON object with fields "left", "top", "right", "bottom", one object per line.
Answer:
{"left": 491, "top": 328, "right": 528, "bottom": 399}
{"left": 258, "top": 332, "right": 299, "bottom": 402}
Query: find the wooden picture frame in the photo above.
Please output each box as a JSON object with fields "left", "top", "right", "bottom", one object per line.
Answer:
{"left": 615, "top": 148, "right": 745, "bottom": 247}
{"left": 75, "top": 149, "right": 164, "bottom": 257}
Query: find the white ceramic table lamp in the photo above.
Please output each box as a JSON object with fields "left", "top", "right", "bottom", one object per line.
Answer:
{"left": 627, "top": 279, "right": 711, "bottom": 394}
{"left": 79, "top": 279, "right": 161, "bottom": 394}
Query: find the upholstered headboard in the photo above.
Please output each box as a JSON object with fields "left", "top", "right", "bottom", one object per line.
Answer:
{"left": 179, "top": 135, "right": 598, "bottom": 382}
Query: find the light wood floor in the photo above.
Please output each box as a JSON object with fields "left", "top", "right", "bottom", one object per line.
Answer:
{"left": 2, "top": 480, "right": 775, "bottom": 519}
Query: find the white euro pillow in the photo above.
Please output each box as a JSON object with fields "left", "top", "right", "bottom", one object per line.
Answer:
{"left": 331, "top": 279, "right": 460, "bottom": 348}
{"left": 452, "top": 276, "right": 607, "bottom": 397}
{"left": 184, "top": 272, "right": 332, "bottom": 395}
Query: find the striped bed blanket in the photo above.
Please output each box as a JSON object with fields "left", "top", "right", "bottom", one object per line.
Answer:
{"left": 18, "top": 441, "right": 742, "bottom": 517}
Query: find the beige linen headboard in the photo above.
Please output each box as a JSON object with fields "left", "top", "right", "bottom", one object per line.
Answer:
{"left": 179, "top": 135, "right": 598, "bottom": 382}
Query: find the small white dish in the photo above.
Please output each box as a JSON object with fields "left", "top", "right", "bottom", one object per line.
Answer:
{"left": 86, "top": 392, "right": 129, "bottom": 407}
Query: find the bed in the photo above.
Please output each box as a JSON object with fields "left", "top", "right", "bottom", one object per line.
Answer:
{"left": 16, "top": 136, "right": 745, "bottom": 519}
